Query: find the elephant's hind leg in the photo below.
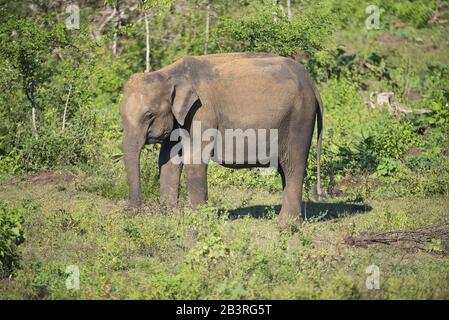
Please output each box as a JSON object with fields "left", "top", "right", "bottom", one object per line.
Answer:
{"left": 277, "top": 125, "right": 314, "bottom": 228}
{"left": 278, "top": 161, "right": 304, "bottom": 227}
{"left": 185, "top": 163, "right": 208, "bottom": 209}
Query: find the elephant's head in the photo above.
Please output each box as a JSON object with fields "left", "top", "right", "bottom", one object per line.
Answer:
{"left": 120, "top": 59, "right": 202, "bottom": 208}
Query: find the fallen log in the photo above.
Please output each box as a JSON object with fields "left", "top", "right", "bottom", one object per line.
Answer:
{"left": 368, "top": 92, "right": 433, "bottom": 115}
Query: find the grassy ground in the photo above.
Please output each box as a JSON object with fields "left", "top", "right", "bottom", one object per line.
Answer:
{"left": 0, "top": 170, "right": 448, "bottom": 299}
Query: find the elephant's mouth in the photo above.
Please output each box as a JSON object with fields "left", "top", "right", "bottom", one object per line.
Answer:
{"left": 146, "top": 137, "right": 161, "bottom": 144}
{"left": 146, "top": 130, "right": 170, "bottom": 144}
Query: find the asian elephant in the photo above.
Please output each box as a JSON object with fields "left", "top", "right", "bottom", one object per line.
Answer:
{"left": 120, "top": 52, "right": 323, "bottom": 227}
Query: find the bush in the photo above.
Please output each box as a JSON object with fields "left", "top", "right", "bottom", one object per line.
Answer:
{"left": 393, "top": 0, "right": 436, "bottom": 28}
{"left": 16, "top": 107, "right": 98, "bottom": 172}
{"left": 308, "top": 49, "right": 395, "bottom": 85}
{"left": 0, "top": 201, "right": 25, "bottom": 277}
{"left": 0, "top": 149, "right": 20, "bottom": 175}
{"left": 368, "top": 116, "right": 421, "bottom": 161}
{"left": 413, "top": 63, "right": 449, "bottom": 128}
{"left": 333, "top": 115, "right": 421, "bottom": 175}
{"left": 212, "top": 4, "right": 335, "bottom": 57}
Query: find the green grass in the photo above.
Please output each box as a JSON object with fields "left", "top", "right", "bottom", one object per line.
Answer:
{"left": 0, "top": 170, "right": 448, "bottom": 299}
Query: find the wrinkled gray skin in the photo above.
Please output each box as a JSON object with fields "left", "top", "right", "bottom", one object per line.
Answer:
{"left": 120, "top": 52, "right": 323, "bottom": 227}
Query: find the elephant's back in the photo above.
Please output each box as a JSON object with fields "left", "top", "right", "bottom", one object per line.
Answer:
{"left": 212, "top": 57, "right": 303, "bottom": 113}
{"left": 214, "top": 56, "right": 300, "bottom": 83}
{"left": 195, "top": 52, "right": 277, "bottom": 65}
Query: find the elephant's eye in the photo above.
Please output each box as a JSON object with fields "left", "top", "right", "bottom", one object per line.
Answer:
{"left": 143, "top": 113, "right": 154, "bottom": 123}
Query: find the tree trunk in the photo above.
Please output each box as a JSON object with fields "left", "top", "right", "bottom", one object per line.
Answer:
{"left": 62, "top": 83, "right": 73, "bottom": 131}
{"left": 25, "top": 83, "right": 38, "bottom": 139}
{"left": 112, "top": 2, "right": 120, "bottom": 55}
{"left": 287, "top": 0, "right": 292, "bottom": 19}
{"left": 144, "top": 9, "right": 151, "bottom": 72}
{"left": 204, "top": 0, "right": 211, "bottom": 55}
{"left": 31, "top": 104, "right": 38, "bottom": 139}
{"left": 112, "top": 27, "right": 118, "bottom": 55}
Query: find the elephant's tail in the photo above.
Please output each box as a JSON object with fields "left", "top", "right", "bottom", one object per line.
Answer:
{"left": 312, "top": 82, "right": 323, "bottom": 200}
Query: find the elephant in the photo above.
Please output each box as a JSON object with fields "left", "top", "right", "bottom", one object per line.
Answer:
{"left": 120, "top": 52, "right": 323, "bottom": 227}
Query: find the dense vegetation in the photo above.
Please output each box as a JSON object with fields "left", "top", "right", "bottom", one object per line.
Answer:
{"left": 0, "top": 0, "right": 448, "bottom": 299}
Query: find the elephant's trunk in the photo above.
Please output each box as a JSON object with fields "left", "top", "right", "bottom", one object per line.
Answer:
{"left": 123, "top": 131, "right": 146, "bottom": 208}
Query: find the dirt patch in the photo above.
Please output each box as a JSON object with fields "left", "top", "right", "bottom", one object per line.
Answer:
{"left": 404, "top": 147, "right": 424, "bottom": 158}
{"left": 28, "top": 171, "right": 74, "bottom": 186}
{"left": 377, "top": 32, "right": 408, "bottom": 49}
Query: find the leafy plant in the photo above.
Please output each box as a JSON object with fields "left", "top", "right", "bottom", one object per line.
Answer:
{"left": 0, "top": 201, "right": 25, "bottom": 277}
{"left": 212, "top": 3, "right": 335, "bottom": 57}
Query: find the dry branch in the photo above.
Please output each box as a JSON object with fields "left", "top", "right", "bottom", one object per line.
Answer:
{"left": 430, "top": 9, "right": 449, "bottom": 25}
{"left": 346, "top": 223, "right": 449, "bottom": 254}
{"left": 96, "top": 7, "right": 117, "bottom": 39}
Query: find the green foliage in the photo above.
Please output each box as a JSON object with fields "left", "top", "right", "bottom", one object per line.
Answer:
{"left": 308, "top": 48, "right": 396, "bottom": 85}
{"left": 16, "top": 107, "right": 99, "bottom": 171}
{"left": 415, "top": 64, "right": 449, "bottom": 126}
{"left": 325, "top": 0, "right": 439, "bottom": 29}
{"left": 0, "top": 14, "right": 70, "bottom": 95}
{"left": 368, "top": 117, "right": 420, "bottom": 161}
{"left": 141, "top": 0, "right": 175, "bottom": 10}
{"left": 426, "top": 238, "right": 443, "bottom": 253}
{"left": 209, "top": 164, "right": 281, "bottom": 192}
{"left": 0, "top": 201, "right": 25, "bottom": 277}
{"left": 392, "top": 0, "right": 436, "bottom": 28}
{"left": 212, "top": 3, "right": 335, "bottom": 57}
{"left": 0, "top": 149, "right": 20, "bottom": 175}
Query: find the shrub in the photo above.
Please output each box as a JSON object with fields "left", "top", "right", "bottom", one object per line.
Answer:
{"left": 413, "top": 63, "right": 449, "bottom": 128}
{"left": 212, "top": 3, "right": 335, "bottom": 57}
{"left": 16, "top": 107, "right": 98, "bottom": 172}
{"left": 368, "top": 116, "right": 421, "bottom": 161}
{"left": 0, "top": 201, "right": 25, "bottom": 277}
{"left": 345, "top": 116, "right": 420, "bottom": 177}
{"left": 393, "top": 0, "right": 436, "bottom": 28}
{"left": 0, "top": 148, "right": 20, "bottom": 175}
{"left": 308, "top": 49, "right": 395, "bottom": 85}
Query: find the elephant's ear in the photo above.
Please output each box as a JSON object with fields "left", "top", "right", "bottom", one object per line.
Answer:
{"left": 170, "top": 81, "right": 199, "bottom": 126}
{"left": 166, "top": 57, "right": 201, "bottom": 126}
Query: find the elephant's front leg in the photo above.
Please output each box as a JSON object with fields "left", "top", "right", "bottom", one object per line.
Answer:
{"left": 158, "top": 138, "right": 182, "bottom": 207}
{"left": 185, "top": 164, "right": 208, "bottom": 209}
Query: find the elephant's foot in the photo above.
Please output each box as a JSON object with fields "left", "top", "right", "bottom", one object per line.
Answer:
{"left": 159, "top": 195, "right": 179, "bottom": 209}
{"left": 185, "top": 164, "right": 208, "bottom": 211}
{"left": 278, "top": 210, "right": 303, "bottom": 230}
{"left": 190, "top": 198, "right": 207, "bottom": 210}
{"left": 124, "top": 205, "right": 144, "bottom": 218}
